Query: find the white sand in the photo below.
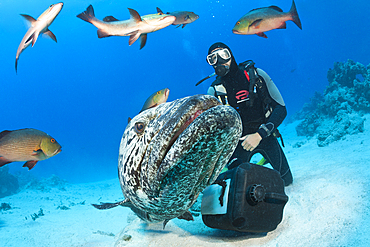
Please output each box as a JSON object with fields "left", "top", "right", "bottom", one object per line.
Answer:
{"left": 1, "top": 117, "right": 370, "bottom": 247}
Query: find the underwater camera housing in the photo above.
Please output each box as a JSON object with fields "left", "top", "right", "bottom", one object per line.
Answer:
{"left": 201, "top": 163, "right": 288, "bottom": 233}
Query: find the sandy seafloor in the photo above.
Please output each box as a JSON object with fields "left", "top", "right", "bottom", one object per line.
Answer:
{"left": 1, "top": 117, "right": 370, "bottom": 247}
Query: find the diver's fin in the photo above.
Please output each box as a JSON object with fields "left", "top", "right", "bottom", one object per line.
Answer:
{"left": 256, "top": 157, "right": 268, "bottom": 166}
{"left": 92, "top": 198, "right": 130, "bottom": 210}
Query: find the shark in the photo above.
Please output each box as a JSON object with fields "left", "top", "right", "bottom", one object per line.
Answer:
{"left": 77, "top": 5, "right": 176, "bottom": 49}
{"left": 92, "top": 94, "right": 242, "bottom": 227}
{"left": 15, "top": 2, "right": 64, "bottom": 74}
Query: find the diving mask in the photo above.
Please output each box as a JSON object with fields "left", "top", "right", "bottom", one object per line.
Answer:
{"left": 206, "top": 48, "right": 231, "bottom": 66}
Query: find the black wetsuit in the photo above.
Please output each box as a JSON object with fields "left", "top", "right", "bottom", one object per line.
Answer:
{"left": 208, "top": 56, "right": 293, "bottom": 186}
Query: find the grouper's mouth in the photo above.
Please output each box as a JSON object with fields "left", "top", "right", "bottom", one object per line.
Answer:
{"left": 166, "top": 109, "right": 206, "bottom": 152}
{"left": 162, "top": 96, "right": 221, "bottom": 159}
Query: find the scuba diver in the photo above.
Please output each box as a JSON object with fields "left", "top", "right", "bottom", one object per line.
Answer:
{"left": 203, "top": 42, "right": 293, "bottom": 186}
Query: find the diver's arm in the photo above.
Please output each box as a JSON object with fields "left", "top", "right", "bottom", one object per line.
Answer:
{"left": 257, "top": 68, "right": 285, "bottom": 106}
{"left": 256, "top": 68, "right": 287, "bottom": 139}
{"left": 257, "top": 104, "right": 287, "bottom": 139}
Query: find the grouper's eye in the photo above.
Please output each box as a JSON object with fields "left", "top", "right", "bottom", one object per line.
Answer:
{"left": 134, "top": 122, "right": 145, "bottom": 134}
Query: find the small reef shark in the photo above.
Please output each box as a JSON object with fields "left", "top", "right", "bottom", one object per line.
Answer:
{"left": 15, "top": 2, "right": 64, "bottom": 74}
{"left": 93, "top": 94, "right": 242, "bottom": 227}
{"left": 77, "top": 5, "right": 176, "bottom": 49}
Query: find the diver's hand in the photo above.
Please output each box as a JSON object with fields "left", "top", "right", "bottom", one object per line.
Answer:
{"left": 240, "top": 133, "right": 262, "bottom": 152}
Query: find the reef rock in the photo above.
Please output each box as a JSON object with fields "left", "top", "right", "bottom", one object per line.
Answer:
{"left": 295, "top": 59, "right": 369, "bottom": 146}
{"left": 0, "top": 166, "right": 19, "bottom": 198}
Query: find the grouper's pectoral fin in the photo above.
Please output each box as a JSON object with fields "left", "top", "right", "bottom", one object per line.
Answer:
{"left": 93, "top": 198, "right": 154, "bottom": 223}
{"left": 92, "top": 198, "right": 131, "bottom": 210}
{"left": 177, "top": 210, "right": 194, "bottom": 221}
{"left": 163, "top": 210, "right": 194, "bottom": 229}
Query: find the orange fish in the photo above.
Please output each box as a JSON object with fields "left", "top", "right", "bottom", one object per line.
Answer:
{"left": 0, "top": 128, "right": 62, "bottom": 170}
{"left": 232, "top": 0, "right": 302, "bottom": 38}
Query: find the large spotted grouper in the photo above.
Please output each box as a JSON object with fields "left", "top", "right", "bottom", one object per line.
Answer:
{"left": 93, "top": 94, "right": 242, "bottom": 226}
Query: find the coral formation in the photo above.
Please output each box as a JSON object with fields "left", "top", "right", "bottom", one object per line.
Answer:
{"left": 26, "top": 208, "right": 45, "bottom": 221}
{"left": 295, "top": 59, "right": 370, "bottom": 146}
{"left": 0, "top": 202, "right": 12, "bottom": 211}
{"left": 0, "top": 166, "right": 19, "bottom": 198}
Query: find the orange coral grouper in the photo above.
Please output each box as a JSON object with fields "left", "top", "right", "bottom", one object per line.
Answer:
{"left": 0, "top": 128, "right": 61, "bottom": 170}
{"left": 232, "top": 0, "right": 302, "bottom": 38}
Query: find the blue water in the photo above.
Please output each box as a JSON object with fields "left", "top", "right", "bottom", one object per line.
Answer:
{"left": 0, "top": 0, "right": 369, "bottom": 183}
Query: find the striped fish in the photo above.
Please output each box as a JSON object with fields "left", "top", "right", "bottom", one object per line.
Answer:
{"left": 93, "top": 94, "right": 242, "bottom": 227}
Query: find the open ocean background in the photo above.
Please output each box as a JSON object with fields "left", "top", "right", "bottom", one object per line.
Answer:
{"left": 0, "top": 0, "right": 369, "bottom": 183}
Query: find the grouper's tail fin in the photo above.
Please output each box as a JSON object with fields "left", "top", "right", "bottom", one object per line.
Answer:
{"left": 77, "top": 5, "right": 95, "bottom": 23}
{"left": 289, "top": 0, "right": 302, "bottom": 30}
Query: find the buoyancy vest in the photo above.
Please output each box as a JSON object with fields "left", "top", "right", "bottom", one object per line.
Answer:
{"left": 211, "top": 61, "right": 272, "bottom": 135}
